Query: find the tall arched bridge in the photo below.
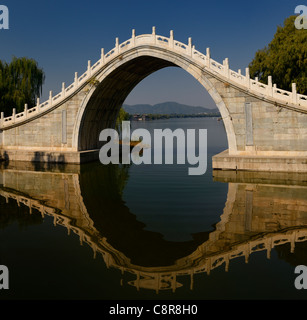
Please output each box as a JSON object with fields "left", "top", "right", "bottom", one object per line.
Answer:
{"left": 1, "top": 28, "right": 307, "bottom": 172}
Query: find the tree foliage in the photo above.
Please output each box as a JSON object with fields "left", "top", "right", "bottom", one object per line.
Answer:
{"left": 0, "top": 57, "right": 45, "bottom": 116}
{"left": 249, "top": 15, "right": 307, "bottom": 94}
{"left": 115, "top": 107, "right": 130, "bottom": 133}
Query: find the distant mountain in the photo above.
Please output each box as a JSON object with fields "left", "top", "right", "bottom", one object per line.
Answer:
{"left": 123, "top": 102, "right": 219, "bottom": 115}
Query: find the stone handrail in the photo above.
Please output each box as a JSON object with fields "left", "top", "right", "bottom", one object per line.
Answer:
{"left": 1, "top": 27, "right": 307, "bottom": 129}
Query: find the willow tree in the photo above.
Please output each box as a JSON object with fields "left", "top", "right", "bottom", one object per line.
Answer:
{"left": 0, "top": 57, "right": 45, "bottom": 116}
{"left": 249, "top": 15, "right": 307, "bottom": 95}
{"left": 115, "top": 107, "right": 130, "bottom": 134}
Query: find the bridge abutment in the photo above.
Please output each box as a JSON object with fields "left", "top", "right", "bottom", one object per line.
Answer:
{"left": 0, "top": 148, "right": 100, "bottom": 164}
{"left": 212, "top": 150, "right": 307, "bottom": 172}
{"left": 210, "top": 77, "right": 307, "bottom": 172}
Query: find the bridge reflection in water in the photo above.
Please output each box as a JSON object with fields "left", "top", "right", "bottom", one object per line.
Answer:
{"left": 1, "top": 162, "right": 307, "bottom": 294}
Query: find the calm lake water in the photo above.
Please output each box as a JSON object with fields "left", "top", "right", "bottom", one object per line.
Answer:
{"left": 1, "top": 117, "right": 307, "bottom": 300}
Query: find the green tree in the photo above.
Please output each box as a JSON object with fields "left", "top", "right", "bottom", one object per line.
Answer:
{"left": 249, "top": 15, "right": 307, "bottom": 95}
{"left": 115, "top": 107, "right": 130, "bottom": 134}
{"left": 0, "top": 57, "right": 45, "bottom": 116}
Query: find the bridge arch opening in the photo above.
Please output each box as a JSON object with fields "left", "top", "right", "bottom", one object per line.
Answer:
{"left": 73, "top": 50, "right": 236, "bottom": 153}
{"left": 123, "top": 64, "right": 217, "bottom": 109}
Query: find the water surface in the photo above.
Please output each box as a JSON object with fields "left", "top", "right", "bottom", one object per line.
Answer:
{"left": 1, "top": 117, "right": 307, "bottom": 300}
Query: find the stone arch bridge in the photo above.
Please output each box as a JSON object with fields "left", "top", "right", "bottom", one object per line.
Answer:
{"left": 1, "top": 28, "right": 307, "bottom": 172}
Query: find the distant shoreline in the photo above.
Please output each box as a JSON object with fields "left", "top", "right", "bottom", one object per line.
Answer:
{"left": 130, "top": 113, "right": 221, "bottom": 121}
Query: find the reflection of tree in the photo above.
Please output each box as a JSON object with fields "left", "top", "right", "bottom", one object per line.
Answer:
{"left": 114, "top": 164, "right": 130, "bottom": 197}
{"left": 80, "top": 162, "right": 130, "bottom": 201}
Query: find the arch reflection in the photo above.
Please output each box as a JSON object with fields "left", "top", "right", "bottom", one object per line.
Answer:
{"left": 1, "top": 162, "right": 307, "bottom": 293}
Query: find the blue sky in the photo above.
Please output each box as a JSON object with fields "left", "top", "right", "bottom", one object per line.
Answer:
{"left": 0, "top": 0, "right": 301, "bottom": 108}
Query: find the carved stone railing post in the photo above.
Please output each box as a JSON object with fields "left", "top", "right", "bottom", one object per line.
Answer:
{"left": 12, "top": 108, "right": 16, "bottom": 122}
{"left": 206, "top": 47, "right": 211, "bottom": 68}
{"left": 36, "top": 97, "right": 40, "bottom": 112}
{"left": 169, "top": 30, "right": 174, "bottom": 48}
{"left": 87, "top": 60, "right": 91, "bottom": 77}
{"left": 24, "top": 104, "right": 28, "bottom": 117}
{"left": 224, "top": 58, "right": 229, "bottom": 78}
{"left": 74, "top": 72, "right": 78, "bottom": 87}
{"left": 115, "top": 37, "right": 119, "bottom": 54}
{"left": 152, "top": 26, "right": 156, "bottom": 44}
{"left": 245, "top": 67, "right": 250, "bottom": 89}
{"left": 62, "top": 82, "right": 66, "bottom": 98}
{"left": 49, "top": 90, "right": 53, "bottom": 107}
{"left": 273, "top": 84, "right": 277, "bottom": 98}
{"left": 101, "top": 48, "right": 105, "bottom": 64}
{"left": 132, "top": 29, "right": 135, "bottom": 46}
{"left": 188, "top": 37, "right": 192, "bottom": 56}
{"left": 292, "top": 83, "right": 297, "bottom": 104}
{"left": 267, "top": 76, "right": 273, "bottom": 96}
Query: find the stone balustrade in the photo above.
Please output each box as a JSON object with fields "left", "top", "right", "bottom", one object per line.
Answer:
{"left": 1, "top": 28, "right": 306, "bottom": 129}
